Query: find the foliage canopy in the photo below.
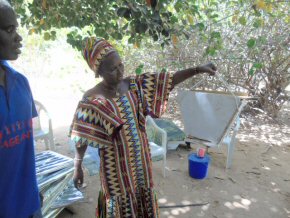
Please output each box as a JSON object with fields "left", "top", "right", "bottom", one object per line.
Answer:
{"left": 11, "top": 0, "right": 290, "bottom": 115}
{"left": 11, "top": 0, "right": 283, "bottom": 48}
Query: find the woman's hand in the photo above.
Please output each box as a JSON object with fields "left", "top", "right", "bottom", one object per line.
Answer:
{"left": 173, "top": 62, "right": 217, "bottom": 86}
{"left": 73, "top": 163, "right": 84, "bottom": 189}
{"left": 197, "top": 62, "right": 217, "bottom": 76}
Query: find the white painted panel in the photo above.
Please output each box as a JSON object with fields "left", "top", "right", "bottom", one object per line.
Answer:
{"left": 177, "top": 90, "right": 241, "bottom": 144}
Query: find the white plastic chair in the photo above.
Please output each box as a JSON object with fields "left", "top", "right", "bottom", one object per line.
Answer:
{"left": 33, "top": 100, "right": 55, "bottom": 150}
{"left": 177, "top": 90, "right": 247, "bottom": 168}
{"left": 146, "top": 116, "right": 167, "bottom": 177}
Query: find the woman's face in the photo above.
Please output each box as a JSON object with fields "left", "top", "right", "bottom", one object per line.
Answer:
{"left": 99, "top": 51, "right": 124, "bottom": 85}
{"left": 0, "top": 7, "right": 22, "bottom": 60}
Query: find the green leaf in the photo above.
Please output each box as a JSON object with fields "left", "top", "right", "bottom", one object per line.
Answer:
{"left": 116, "top": 32, "right": 123, "bottom": 40}
{"left": 249, "top": 62, "right": 263, "bottom": 75}
{"left": 122, "top": 23, "right": 129, "bottom": 30}
{"left": 170, "top": 15, "right": 178, "bottom": 23}
{"left": 253, "top": 19, "right": 262, "bottom": 28}
{"left": 211, "top": 31, "right": 221, "bottom": 39}
{"left": 43, "top": 32, "right": 51, "bottom": 40}
{"left": 249, "top": 67, "right": 255, "bottom": 76}
{"left": 238, "top": 16, "right": 247, "bottom": 25}
{"left": 117, "top": 8, "right": 129, "bottom": 17}
{"left": 128, "top": 36, "right": 135, "bottom": 44}
{"left": 161, "top": 29, "right": 170, "bottom": 37}
{"left": 161, "top": 12, "right": 172, "bottom": 20}
{"left": 135, "top": 67, "right": 142, "bottom": 75}
{"left": 135, "top": 21, "right": 148, "bottom": 34}
{"left": 247, "top": 38, "right": 256, "bottom": 48}
{"left": 153, "top": 34, "right": 159, "bottom": 41}
{"left": 209, "top": 14, "right": 219, "bottom": 19}
{"left": 253, "top": 63, "right": 263, "bottom": 69}
{"left": 196, "top": 22, "right": 205, "bottom": 31}
{"left": 254, "top": 10, "right": 262, "bottom": 17}
{"left": 174, "top": 1, "right": 183, "bottom": 12}
{"left": 117, "top": 7, "right": 131, "bottom": 20}
{"left": 206, "top": 47, "right": 217, "bottom": 56}
{"left": 161, "top": 68, "right": 167, "bottom": 73}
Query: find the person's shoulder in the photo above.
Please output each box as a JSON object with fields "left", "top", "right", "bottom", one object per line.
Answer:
{"left": 15, "top": 71, "right": 28, "bottom": 82}
{"left": 2, "top": 61, "right": 27, "bottom": 78}
{"left": 13, "top": 71, "right": 31, "bottom": 89}
{"left": 81, "top": 86, "right": 108, "bottom": 108}
{"left": 3, "top": 62, "right": 30, "bottom": 84}
{"left": 82, "top": 85, "right": 102, "bottom": 99}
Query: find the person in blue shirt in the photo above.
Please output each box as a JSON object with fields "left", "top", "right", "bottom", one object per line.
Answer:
{"left": 0, "top": 1, "right": 42, "bottom": 217}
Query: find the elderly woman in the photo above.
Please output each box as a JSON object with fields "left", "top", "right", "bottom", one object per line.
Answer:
{"left": 70, "top": 38, "right": 216, "bottom": 217}
{"left": 0, "top": 1, "right": 42, "bottom": 218}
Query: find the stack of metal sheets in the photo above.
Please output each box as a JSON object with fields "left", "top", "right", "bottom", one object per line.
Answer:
{"left": 35, "top": 151, "right": 84, "bottom": 218}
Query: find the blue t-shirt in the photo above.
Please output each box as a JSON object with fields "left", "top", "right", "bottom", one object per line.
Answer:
{"left": 0, "top": 61, "right": 40, "bottom": 218}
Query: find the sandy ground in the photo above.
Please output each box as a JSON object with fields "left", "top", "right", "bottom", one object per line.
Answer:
{"left": 32, "top": 87, "right": 290, "bottom": 218}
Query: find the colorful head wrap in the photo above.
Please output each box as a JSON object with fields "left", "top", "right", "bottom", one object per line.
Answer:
{"left": 83, "top": 37, "right": 116, "bottom": 77}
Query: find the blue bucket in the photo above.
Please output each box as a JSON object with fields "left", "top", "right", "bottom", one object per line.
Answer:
{"left": 188, "top": 153, "right": 211, "bottom": 179}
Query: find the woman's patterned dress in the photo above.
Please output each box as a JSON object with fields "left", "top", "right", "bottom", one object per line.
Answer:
{"left": 70, "top": 72, "right": 173, "bottom": 217}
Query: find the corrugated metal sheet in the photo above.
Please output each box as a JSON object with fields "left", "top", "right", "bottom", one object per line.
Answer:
{"left": 35, "top": 151, "right": 84, "bottom": 217}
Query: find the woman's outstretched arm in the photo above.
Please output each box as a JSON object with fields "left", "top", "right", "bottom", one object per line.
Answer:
{"left": 172, "top": 62, "right": 217, "bottom": 87}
